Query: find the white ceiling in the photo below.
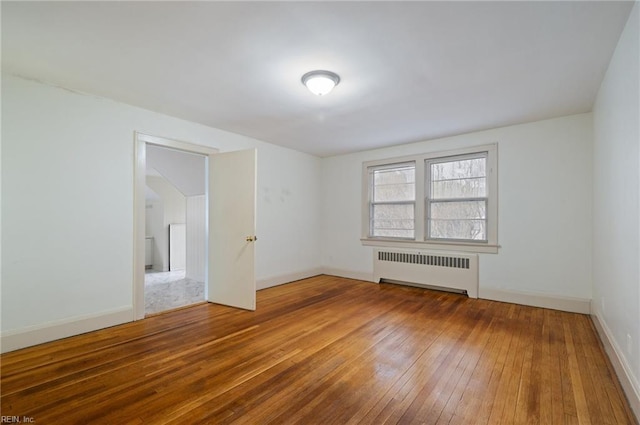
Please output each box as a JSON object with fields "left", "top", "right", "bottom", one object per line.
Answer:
{"left": 2, "top": 1, "right": 634, "bottom": 157}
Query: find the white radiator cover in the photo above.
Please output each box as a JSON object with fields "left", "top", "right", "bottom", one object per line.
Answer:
{"left": 373, "top": 249, "right": 479, "bottom": 298}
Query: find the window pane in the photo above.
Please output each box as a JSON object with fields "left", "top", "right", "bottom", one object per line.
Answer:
{"left": 431, "top": 177, "right": 486, "bottom": 199}
{"left": 430, "top": 201, "right": 486, "bottom": 219}
{"left": 431, "top": 158, "right": 486, "bottom": 181}
{"left": 430, "top": 157, "right": 486, "bottom": 199}
{"left": 429, "top": 219, "right": 486, "bottom": 240}
{"left": 372, "top": 204, "right": 414, "bottom": 238}
{"left": 373, "top": 166, "right": 415, "bottom": 202}
{"left": 429, "top": 201, "right": 486, "bottom": 240}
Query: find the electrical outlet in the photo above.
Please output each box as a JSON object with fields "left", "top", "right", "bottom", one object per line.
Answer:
{"left": 627, "top": 334, "right": 632, "bottom": 356}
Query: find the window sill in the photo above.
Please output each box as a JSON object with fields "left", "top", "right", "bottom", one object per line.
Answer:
{"left": 360, "top": 238, "right": 499, "bottom": 254}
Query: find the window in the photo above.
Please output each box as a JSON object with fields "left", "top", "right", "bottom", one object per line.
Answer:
{"left": 427, "top": 153, "right": 487, "bottom": 241}
{"left": 362, "top": 144, "right": 498, "bottom": 253}
{"left": 369, "top": 162, "right": 415, "bottom": 238}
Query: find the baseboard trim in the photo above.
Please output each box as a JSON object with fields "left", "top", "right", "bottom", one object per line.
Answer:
{"left": 1, "top": 307, "right": 133, "bottom": 353}
{"left": 257, "top": 268, "right": 324, "bottom": 290}
{"left": 321, "top": 271, "right": 592, "bottom": 315}
{"left": 320, "top": 268, "right": 376, "bottom": 283}
{"left": 591, "top": 311, "right": 640, "bottom": 421}
{"left": 479, "top": 288, "right": 591, "bottom": 314}
{"left": 0, "top": 277, "right": 593, "bottom": 354}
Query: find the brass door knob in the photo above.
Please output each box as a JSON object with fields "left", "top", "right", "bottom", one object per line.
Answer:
{"left": 246, "top": 236, "right": 257, "bottom": 242}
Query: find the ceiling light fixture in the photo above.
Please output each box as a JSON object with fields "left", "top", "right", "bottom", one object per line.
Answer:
{"left": 301, "top": 70, "right": 340, "bottom": 96}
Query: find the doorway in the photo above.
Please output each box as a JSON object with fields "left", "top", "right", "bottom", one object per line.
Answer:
{"left": 144, "top": 144, "right": 206, "bottom": 315}
{"left": 133, "top": 132, "right": 258, "bottom": 320}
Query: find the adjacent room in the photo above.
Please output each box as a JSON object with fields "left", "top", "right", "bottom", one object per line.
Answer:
{"left": 144, "top": 144, "right": 207, "bottom": 315}
{"left": 1, "top": 1, "right": 639, "bottom": 424}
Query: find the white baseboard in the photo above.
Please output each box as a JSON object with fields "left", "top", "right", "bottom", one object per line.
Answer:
{"left": 1, "top": 307, "right": 133, "bottom": 354}
{"left": 257, "top": 268, "right": 324, "bottom": 290}
{"left": 322, "top": 271, "right": 591, "bottom": 314}
{"left": 479, "top": 288, "right": 591, "bottom": 314}
{"left": 0, "top": 275, "right": 593, "bottom": 357}
{"left": 1, "top": 270, "right": 323, "bottom": 353}
{"left": 320, "top": 268, "right": 376, "bottom": 283}
{"left": 591, "top": 311, "right": 640, "bottom": 421}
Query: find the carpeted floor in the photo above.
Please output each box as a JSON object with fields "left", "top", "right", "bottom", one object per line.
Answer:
{"left": 145, "top": 270, "right": 205, "bottom": 315}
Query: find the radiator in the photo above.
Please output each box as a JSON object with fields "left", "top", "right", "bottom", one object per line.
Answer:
{"left": 373, "top": 249, "right": 479, "bottom": 298}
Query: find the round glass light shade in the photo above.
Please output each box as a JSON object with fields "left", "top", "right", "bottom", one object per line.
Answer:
{"left": 301, "top": 70, "right": 340, "bottom": 96}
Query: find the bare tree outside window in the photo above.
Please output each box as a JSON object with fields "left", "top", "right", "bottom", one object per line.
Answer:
{"left": 427, "top": 154, "right": 488, "bottom": 241}
{"left": 363, "top": 144, "right": 497, "bottom": 252}
{"left": 370, "top": 163, "right": 415, "bottom": 238}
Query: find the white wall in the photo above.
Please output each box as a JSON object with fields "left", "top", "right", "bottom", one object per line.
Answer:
{"left": 144, "top": 202, "right": 156, "bottom": 238}
{"left": 592, "top": 1, "right": 640, "bottom": 414}
{"left": 146, "top": 200, "right": 163, "bottom": 269}
{"left": 146, "top": 175, "right": 186, "bottom": 272}
{"left": 255, "top": 145, "right": 323, "bottom": 288}
{"left": 321, "top": 113, "right": 593, "bottom": 304}
{"left": 1, "top": 75, "right": 322, "bottom": 346}
{"left": 186, "top": 195, "right": 206, "bottom": 282}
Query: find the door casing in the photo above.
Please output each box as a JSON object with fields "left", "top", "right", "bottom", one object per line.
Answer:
{"left": 133, "top": 132, "right": 218, "bottom": 320}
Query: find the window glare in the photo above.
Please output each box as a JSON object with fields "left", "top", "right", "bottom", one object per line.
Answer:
{"left": 370, "top": 164, "right": 416, "bottom": 238}
{"left": 430, "top": 157, "right": 487, "bottom": 200}
{"left": 429, "top": 219, "right": 486, "bottom": 240}
{"left": 372, "top": 204, "right": 415, "bottom": 238}
{"left": 373, "top": 166, "right": 415, "bottom": 202}
{"left": 431, "top": 158, "right": 485, "bottom": 181}
{"left": 427, "top": 154, "right": 488, "bottom": 241}
{"left": 431, "top": 178, "right": 486, "bottom": 199}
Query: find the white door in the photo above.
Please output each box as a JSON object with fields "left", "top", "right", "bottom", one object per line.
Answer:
{"left": 208, "top": 149, "right": 257, "bottom": 310}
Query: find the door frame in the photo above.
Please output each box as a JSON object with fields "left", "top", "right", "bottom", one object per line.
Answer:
{"left": 133, "top": 132, "right": 218, "bottom": 320}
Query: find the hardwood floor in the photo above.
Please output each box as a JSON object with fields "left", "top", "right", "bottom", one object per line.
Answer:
{"left": 1, "top": 276, "right": 636, "bottom": 424}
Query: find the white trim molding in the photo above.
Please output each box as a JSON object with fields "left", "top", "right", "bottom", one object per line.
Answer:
{"left": 480, "top": 288, "right": 591, "bottom": 314}
{"left": 322, "top": 270, "right": 591, "bottom": 314}
{"left": 0, "top": 307, "right": 133, "bottom": 354}
{"left": 361, "top": 143, "right": 499, "bottom": 254}
{"left": 591, "top": 311, "right": 640, "bottom": 421}
{"left": 321, "top": 268, "right": 376, "bottom": 283}
{"left": 361, "top": 238, "right": 500, "bottom": 254}
{"left": 136, "top": 132, "right": 219, "bottom": 156}
{"left": 256, "top": 268, "right": 324, "bottom": 290}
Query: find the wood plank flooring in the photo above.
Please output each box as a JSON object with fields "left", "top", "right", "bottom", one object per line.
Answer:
{"left": 1, "top": 275, "right": 636, "bottom": 424}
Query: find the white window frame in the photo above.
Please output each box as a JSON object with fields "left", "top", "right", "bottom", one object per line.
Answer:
{"left": 426, "top": 151, "right": 489, "bottom": 243}
{"left": 361, "top": 144, "right": 498, "bottom": 254}
{"left": 368, "top": 161, "right": 417, "bottom": 240}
